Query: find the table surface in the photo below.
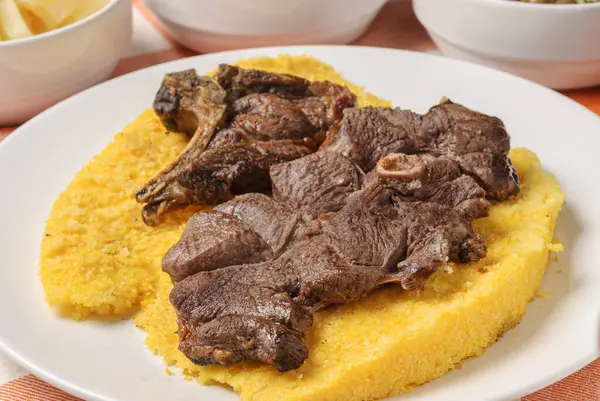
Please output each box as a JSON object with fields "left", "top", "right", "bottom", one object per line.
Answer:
{"left": 0, "top": 1, "right": 598, "bottom": 401}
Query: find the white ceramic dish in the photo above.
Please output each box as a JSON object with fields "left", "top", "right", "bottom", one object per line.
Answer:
{"left": 142, "top": 0, "right": 387, "bottom": 53}
{"left": 413, "top": 0, "right": 600, "bottom": 90}
{"left": 0, "top": 0, "right": 132, "bottom": 126}
{"left": 0, "top": 46, "right": 598, "bottom": 401}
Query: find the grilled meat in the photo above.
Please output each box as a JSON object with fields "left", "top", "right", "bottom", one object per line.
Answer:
{"left": 153, "top": 69, "right": 227, "bottom": 137}
{"left": 140, "top": 138, "right": 313, "bottom": 226}
{"left": 169, "top": 153, "right": 490, "bottom": 371}
{"left": 136, "top": 70, "right": 228, "bottom": 215}
{"left": 216, "top": 64, "right": 312, "bottom": 102}
{"left": 323, "top": 99, "right": 519, "bottom": 199}
{"left": 136, "top": 66, "right": 356, "bottom": 225}
{"left": 163, "top": 152, "right": 363, "bottom": 281}
{"left": 270, "top": 151, "right": 364, "bottom": 217}
{"left": 154, "top": 85, "right": 518, "bottom": 372}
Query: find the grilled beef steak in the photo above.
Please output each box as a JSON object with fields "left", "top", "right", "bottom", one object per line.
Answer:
{"left": 214, "top": 194, "right": 301, "bottom": 256}
{"left": 169, "top": 153, "right": 490, "bottom": 371}
{"left": 270, "top": 152, "right": 364, "bottom": 216}
{"left": 163, "top": 152, "right": 364, "bottom": 282}
{"left": 136, "top": 66, "right": 356, "bottom": 225}
{"left": 323, "top": 100, "right": 519, "bottom": 199}
{"left": 229, "top": 94, "right": 316, "bottom": 141}
{"left": 161, "top": 210, "right": 273, "bottom": 283}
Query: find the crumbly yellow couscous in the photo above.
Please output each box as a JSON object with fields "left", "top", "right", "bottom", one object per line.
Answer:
{"left": 39, "top": 55, "right": 564, "bottom": 401}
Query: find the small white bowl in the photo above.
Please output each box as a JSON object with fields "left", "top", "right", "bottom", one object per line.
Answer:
{"left": 0, "top": 0, "right": 132, "bottom": 126}
{"left": 142, "top": 0, "right": 388, "bottom": 53}
{"left": 413, "top": 0, "right": 600, "bottom": 90}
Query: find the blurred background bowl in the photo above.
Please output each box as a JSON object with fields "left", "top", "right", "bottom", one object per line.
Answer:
{"left": 142, "top": 0, "right": 388, "bottom": 53}
{"left": 413, "top": 0, "right": 600, "bottom": 90}
{"left": 0, "top": 0, "right": 132, "bottom": 126}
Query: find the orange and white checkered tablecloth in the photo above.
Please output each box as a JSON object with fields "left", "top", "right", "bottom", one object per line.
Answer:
{"left": 0, "top": 1, "right": 598, "bottom": 400}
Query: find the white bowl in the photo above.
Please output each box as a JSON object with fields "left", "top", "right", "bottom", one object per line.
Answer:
{"left": 413, "top": 0, "right": 600, "bottom": 90}
{"left": 0, "top": 0, "right": 132, "bottom": 126}
{"left": 142, "top": 0, "right": 388, "bottom": 53}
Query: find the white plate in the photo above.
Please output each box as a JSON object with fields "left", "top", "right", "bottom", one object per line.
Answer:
{"left": 0, "top": 46, "right": 598, "bottom": 401}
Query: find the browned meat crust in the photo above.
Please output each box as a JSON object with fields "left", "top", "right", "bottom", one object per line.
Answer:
{"left": 136, "top": 66, "right": 356, "bottom": 225}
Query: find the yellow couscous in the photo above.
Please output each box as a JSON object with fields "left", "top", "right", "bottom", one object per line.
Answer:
{"left": 39, "top": 55, "right": 564, "bottom": 401}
